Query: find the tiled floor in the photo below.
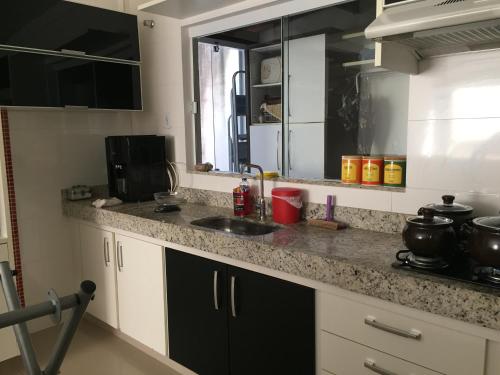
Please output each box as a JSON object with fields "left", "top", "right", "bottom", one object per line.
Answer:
{"left": 0, "top": 320, "right": 180, "bottom": 375}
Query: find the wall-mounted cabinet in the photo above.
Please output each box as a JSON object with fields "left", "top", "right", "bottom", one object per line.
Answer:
{"left": 0, "top": 0, "right": 140, "bottom": 62}
{"left": 0, "top": 50, "right": 142, "bottom": 110}
{"left": 0, "top": 0, "right": 142, "bottom": 110}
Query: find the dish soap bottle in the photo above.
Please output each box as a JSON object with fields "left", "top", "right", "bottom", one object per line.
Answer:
{"left": 233, "top": 178, "right": 251, "bottom": 217}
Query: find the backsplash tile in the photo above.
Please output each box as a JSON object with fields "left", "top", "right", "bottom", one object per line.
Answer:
{"left": 406, "top": 118, "right": 500, "bottom": 194}
{"left": 409, "top": 49, "right": 500, "bottom": 121}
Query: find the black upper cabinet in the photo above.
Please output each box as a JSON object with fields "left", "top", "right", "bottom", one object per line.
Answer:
{"left": 94, "top": 62, "right": 142, "bottom": 110}
{"left": 0, "top": 0, "right": 140, "bottom": 62}
{"left": 0, "top": 50, "right": 142, "bottom": 109}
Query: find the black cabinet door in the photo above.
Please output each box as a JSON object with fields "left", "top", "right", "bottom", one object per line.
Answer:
{"left": 0, "top": 0, "right": 140, "bottom": 61}
{"left": 165, "top": 249, "right": 230, "bottom": 375}
{"left": 0, "top": 50, "right": 141, "bottom": 109}
{"left": 94, "top": 62, "right": 142, "bottom": 110}
{"left": 227, "top": 266, "right": 315, "bottom": 375}
{"left": 0, "top": 50, "right": 61, "bottom": 107}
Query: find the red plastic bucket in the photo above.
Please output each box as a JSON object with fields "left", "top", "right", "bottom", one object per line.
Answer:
{"left": 272, "top": 188, "right": 302, "bottom": 224}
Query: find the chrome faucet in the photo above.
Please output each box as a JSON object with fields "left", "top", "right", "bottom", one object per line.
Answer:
{"left": 239, "top": 163, "right": 266, "bottom": 221}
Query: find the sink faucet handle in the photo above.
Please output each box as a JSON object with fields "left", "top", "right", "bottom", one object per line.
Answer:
{"left": 239, "top": 163, "right": 246, "bottom": 174}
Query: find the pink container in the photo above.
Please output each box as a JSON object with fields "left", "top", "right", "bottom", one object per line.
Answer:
{"left": 272, "top": 188, "right": 302, "bottom": 224}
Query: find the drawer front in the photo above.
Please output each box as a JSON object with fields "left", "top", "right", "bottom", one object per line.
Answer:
{"left": 321, "top": 331, "right": 442, "bottom": 375}
{"left": 318, "top": 292, "right": 486, "bottom": 375}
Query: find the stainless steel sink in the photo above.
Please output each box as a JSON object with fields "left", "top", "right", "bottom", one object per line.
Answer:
{"left": 191, "top": 216, "right": 280, "bottom": 236}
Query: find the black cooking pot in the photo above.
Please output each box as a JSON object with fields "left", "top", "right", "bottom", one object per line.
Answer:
{"left": 418, "top": 195, "right": 474, "bottom": 233}
{"left": 469, "top": 216, "right": 500, "bottom": 268}
{"left": 403, "top": 208, "right": 456, "bottom": 258}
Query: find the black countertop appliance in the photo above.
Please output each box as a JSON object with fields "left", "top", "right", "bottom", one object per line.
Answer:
{"left": 105, "top": 135, "right": 170, "bottom": 202}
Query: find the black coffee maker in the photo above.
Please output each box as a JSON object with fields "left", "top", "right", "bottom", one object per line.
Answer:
{"left": 105, "top": 135, "right": 170, "bottom": 202}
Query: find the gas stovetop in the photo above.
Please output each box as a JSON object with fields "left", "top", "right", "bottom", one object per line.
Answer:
{"left": 393, "top": 250, "right": 500, "bottom": 290}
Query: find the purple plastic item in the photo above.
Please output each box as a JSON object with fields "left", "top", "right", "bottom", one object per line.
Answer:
{"left": 326, "top": 195, "right": 333, "bottom": 221}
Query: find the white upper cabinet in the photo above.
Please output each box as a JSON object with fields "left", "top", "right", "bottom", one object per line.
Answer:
{"left": 287, "top": 34, "right": 326, "bottom": 124}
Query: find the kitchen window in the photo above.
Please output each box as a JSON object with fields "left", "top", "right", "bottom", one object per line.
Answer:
{"left": 192, "top": 0, "right": 410, "bottom": 182}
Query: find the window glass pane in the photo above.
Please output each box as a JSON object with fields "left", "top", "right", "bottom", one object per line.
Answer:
{"left": 284, "top": 1, "right": 409, "bottom": 180}
{"left": 194, "top": 19, "right": 282, "bottom": 173}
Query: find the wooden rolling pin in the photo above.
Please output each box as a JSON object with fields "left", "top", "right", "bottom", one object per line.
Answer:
{"left": 307, "top": 219, "right": 347, "bottom": 230}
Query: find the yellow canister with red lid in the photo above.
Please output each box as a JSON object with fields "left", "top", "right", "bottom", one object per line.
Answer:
{"left": 341, "top": 155, "right": 362, "bottom": 184}
{"left": 362, "top": 156, "right": 383, "bottom": 185}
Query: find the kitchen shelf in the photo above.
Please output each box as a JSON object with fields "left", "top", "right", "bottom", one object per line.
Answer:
{"left": 138, "top": 0, "right": 248, "bottom": 19}
{"left": 341, "top": 31, "right": 366, "bottom": 40}
{"left": 250, "top": 43, "right": 281, "bottom": 54}
{"left": 252, "top": 82, "right": 282, "bottom": 88}
{"left": 251, "top": 122, "right": 282, "bottom": 126}
{"left": 342, "top": 59, "right": 375, "bottom": 68}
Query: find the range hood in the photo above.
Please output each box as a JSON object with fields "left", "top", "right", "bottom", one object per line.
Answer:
{"left": 365, "top": 0, "right": 500, "bottom": 58}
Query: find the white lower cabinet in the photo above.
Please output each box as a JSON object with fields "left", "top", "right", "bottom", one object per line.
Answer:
{"left": 318, "top": 291, "right": 487, "bottom": 375}
{"left": 80, "top": 224, "right": 118, "bottom": 328}
{"left": 79, "top": 223, "right": 166, "bottom": 356}
{"left": 115, "top": 234, "right": 166, "bottom": 355}
{"left": 250, "top": 124, "right": 282, "bottom": 172}
{"left": 320, "top": 331, "right": 441, "bottom": 375}
{"left": 288, "top": 122, "right": 324, "bottom": 179}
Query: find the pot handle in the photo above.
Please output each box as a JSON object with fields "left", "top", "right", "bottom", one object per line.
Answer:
{"left": 442, "top": 195, "right": 455, "bottom": 206}
{"left": 461, "top": 220, "right": 474, "bottom": 237}
{"left": 421, "top": 207, "right": 436, "bottom": 222}
{"left": 396, "top": 250, "right": 411, "bottom": 262}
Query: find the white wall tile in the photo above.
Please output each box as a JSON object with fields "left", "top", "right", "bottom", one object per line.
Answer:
{"left": 9, "top": 110, "right": 132, "bottom": 332}
{"left": 409, "top": 49, "right": 500, "bottom": 121}
{"left": 406, "top": 118, "right": 500, "bottom": 194}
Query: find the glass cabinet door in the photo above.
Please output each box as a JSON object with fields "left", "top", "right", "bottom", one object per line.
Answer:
{"left": 192, "top": 1, "right": 409, "bottom": 179}
{"left": 284, "top": 0, "right": 409, "bottom": 180}
{"left": 0, "top": 0, "right": 140, "bottom": 61}
{"left": 0, "top": 50, "right": 142, "bottom": 109}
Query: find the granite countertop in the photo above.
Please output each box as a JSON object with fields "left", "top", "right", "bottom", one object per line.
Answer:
{"left": 63, "top": 199, "right": 500, "bottom": 331}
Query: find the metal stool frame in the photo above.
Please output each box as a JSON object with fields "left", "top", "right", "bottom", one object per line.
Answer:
{"left": 0, "top": 261, "right": 95, "bottom": 375}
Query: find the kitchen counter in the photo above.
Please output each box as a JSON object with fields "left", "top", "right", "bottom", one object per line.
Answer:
{"left": 63, "top": 199, "right": 500, "bottom": 331}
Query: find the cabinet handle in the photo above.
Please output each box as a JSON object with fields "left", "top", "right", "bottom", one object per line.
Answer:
{"left": 64, "top": 105, "right": 89, "bottom": 110}
{"left": 213, "top": 271, "right": 219, "bottom": 311}
{"left": 103, "top": 238, "right": 107, "bottom": 267}
{"left": 288, "top": 130, "right": 292, "bottom": 171}
{"left": 61, "top": 49, "right": 86, "bottom": 56}
{"left": 364, "top": 359, "right": 399, "bottom": 375}
{"left": 276, "top": 130, "right": 281, "bottom": 171}
{"left": 105, "top": 238, "right": 111, "bottom": 265}
{"left": 103, "top": 238, "right": 109, "bottom": 267}
{"left": 230, "top": 276, "right": 237, "bottom": 318}
{"left": 288, "top": 74, "right": 292, "bottom": 117}
{"left": 364, "top": 316, "right": 421, "bottom": 340}
{"left": 117, "top": 242, "right": 124, "bottom": 272}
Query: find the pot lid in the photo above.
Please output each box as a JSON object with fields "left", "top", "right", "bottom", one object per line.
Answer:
{"left": 473, "top": 216, "right": 500, "bottom": 233}
{"left": 424, "top": 195, "right": 473, "bottom": 215}
{"left": 407, "top": 207, "right": 453, "bottom": 228}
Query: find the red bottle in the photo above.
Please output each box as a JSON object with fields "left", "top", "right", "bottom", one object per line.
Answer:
{"left": 233, "top": 178, "right": 252, "bottom": 217}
